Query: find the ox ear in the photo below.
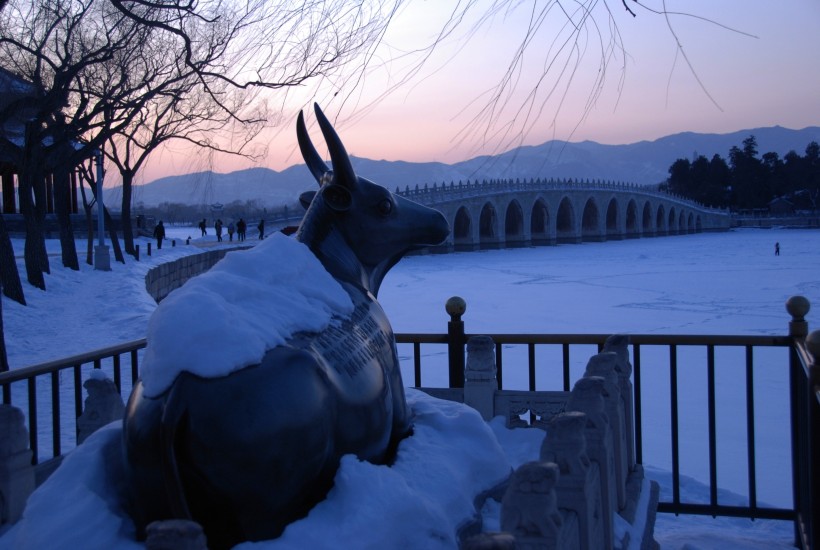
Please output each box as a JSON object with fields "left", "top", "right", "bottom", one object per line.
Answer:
{"left": 297, "top": 109, "right": 329, "bottom": 185}
{"left": 321, "top": 184, "right": 351, "bottom": 212}
{"left": 299, "top": 191, "right": 316, "bottom": 210}
{"left": 313, "top": 103, "right": 357, "bottom": 190}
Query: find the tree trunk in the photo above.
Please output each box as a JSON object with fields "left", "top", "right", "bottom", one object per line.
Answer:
{"left": 19, "top": 125, "right": 49, "bottom": 288}
{"left": 0, "top": 283, "right": 9, "bottom": 372}
{"left": 121, "top": 170, "right": 135, "bottom": 256}
{"left": 17, "top": 171, "right": 47, "bottom": 290}
{"left": 53, "top": 167, "right": 79, "bottom": 270}
{"left": 104, "top": 206, "right": 125, "bottom": 264}
{"left": 0, "top": 213, "right": 25, "bottom": 305}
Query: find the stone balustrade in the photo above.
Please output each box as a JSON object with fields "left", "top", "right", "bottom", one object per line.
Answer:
{"left": 426, "top": 333, "right": 660, "bottom": 550}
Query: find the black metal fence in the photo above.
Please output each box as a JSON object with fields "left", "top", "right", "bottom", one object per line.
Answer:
{"left": 0, "top": 298, "right": 817, "bottom": 549}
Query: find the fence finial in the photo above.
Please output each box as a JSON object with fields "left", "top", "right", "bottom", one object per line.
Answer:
{"left": 445, "top": 296, "right": 466, "bottom": 322}
{"left": 786, "top": 296, "right": 810, "bottom": 337}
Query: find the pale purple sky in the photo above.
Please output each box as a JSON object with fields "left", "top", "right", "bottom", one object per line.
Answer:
{"left": 136, "top": 0, "right": 820, "bottom": 184}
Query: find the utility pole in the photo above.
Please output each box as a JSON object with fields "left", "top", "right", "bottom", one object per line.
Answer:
{"left": 94, "top": 149, "right": 111, "bottom": 271}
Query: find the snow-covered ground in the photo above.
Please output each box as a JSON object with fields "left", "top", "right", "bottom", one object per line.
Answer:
{"left": 3, "top": 225, "right": 817, "bottom": 549}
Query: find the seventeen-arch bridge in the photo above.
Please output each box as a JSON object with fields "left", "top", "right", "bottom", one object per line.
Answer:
{"left": 396, "top": 178, "right": 730, "bottom": 252}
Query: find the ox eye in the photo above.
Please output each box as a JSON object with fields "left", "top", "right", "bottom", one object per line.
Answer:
{"left": 377, "top": 198, "right": 393, "bottom": 216}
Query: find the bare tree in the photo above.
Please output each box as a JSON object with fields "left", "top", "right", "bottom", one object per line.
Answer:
{"left": 103, "top": 53, "right": 266, "bottom": 255}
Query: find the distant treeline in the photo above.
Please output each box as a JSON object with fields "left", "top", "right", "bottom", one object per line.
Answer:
{"left": 662, "top": 136, "right": 820, "bottom": 211}
{"left": 135, "top": 199, "right": 302, "bottom": 226}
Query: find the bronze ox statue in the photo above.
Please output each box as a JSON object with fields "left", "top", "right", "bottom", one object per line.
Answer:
{"left": 121, "top": 104, "right": 450, "bottom": 549}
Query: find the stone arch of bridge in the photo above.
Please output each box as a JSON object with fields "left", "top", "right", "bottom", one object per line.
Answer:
{"left": 503, "top": 199, "right": 526, "bottom": 247}
{"left": 687, "top": 212, "right": 695, "bottom": 234}
{"left": 530, "top": 197, "right": 552, "bottom": 245}
{"left": 626, "top": 199, "right": 639, "bottom": 238}
{"left": 556, "top": 196, "right": 577, "bottom": 243}
{"left": 668, "top": 207, "right": 677, "bottom": 235}
{"left": 642, "top": 201, "right": 653, "bottom": 236}
{"left": 453, "top": 205, "right": 473, "bottom": 251}
{"left": 479, "top": 200, "right": 500, "bottom": 249}
{"left": 581, "top": 196, "right": 602, "bottom": 242}
{"left": 605, "top": 197, "right": 620, "bottom": 240}
{"left": 656, "top": 204, "right": 666, "bottom": 235}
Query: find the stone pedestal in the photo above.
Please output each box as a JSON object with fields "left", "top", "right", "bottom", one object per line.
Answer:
{"left": 0, "top": 405, "right": 34, "bottom": 524}
{"left": 565, "top": 376, "right": 616, "bottom": 550}
{"left": 584, "top": 352, "right": 628, "bottom": 510}
{"left": 464, "top": 336, "right": 498, "bottom": 421}
{"left": 145, "top": 519, "right": 208, "bottom": 550}
{"left": 541, "top": 412, "right": 604, "bottom": 550}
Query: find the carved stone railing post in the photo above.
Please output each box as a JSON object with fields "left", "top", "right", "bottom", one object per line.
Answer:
{"left": 584, "top": 352, "right": 628, "bottom": 511}
{"left": 0, "top": 404, "right": 35, "bottom": 525}
{"left": 77, "top": 370, "right": 126, "bottom": 444}
{"left": 540, "top": 411, "right": 603, "bottom": 550}
{"left": 464, "top": 336, "right": 498, "bottom": 421}
{"left": 603, "top": 334, "right": 635, "bottom": 472}
{"left": 565, "top": 376, "right": 615, "bottom": 550}
{"left": 501, "top": 461, "right": 578, "bottom": 550}
{"left": 145, "top": 519, "right": 208, "bottom": 550}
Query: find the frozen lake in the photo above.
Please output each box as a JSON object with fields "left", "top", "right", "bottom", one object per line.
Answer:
{"left": 377, "top": 227, "right": 820, "bottom": 508}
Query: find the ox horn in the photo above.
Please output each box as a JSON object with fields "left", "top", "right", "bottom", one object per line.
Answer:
{"left": 296, "top": 109, "right": 329, "bottom": 184}
{"left": 313, "top": 103, "right": 357, "bottom": 189}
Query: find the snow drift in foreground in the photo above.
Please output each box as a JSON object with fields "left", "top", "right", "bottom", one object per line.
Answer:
{"left": 1, "top": 390, "right": 521, "bottom": 550}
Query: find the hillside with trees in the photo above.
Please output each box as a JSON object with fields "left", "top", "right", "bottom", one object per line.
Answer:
{"left": 665, "top": 136, "right": 820, "bottom": 213}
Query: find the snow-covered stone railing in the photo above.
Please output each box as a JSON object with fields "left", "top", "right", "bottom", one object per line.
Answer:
{"left": 0, "top": 369, "right": 127, "bottom": 523}
{"left": 420, "top": 333, "right": 660, "bottom": 550}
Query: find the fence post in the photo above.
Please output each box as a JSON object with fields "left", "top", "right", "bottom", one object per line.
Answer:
{"left": 135, "top": 244, "right": 140, "bottom": 261}
{"left": 805, "top": 329, "right": 819, "bottom": 550}
{"left": 786, "top": 295, "right": 811, "bottom": 549}
{"left": 446, "top": 296, "right": 466, "bottom": 388}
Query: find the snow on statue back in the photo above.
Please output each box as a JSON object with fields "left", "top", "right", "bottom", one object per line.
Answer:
{"left": 139, "top": 233, "right": 353, "bottom": 397}
{"left": 121, "top": 103, "right": 450, "bottom": 550}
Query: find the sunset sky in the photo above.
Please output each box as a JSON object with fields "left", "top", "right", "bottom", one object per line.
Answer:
{"left": 135, "top": 0, "right": 820, "bottom": 184}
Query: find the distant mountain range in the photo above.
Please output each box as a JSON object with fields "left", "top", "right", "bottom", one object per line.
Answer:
{"left": 113, "top": 125, "right": 820, "bottom": 208}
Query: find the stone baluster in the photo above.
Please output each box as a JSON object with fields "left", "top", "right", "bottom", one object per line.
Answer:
{"left": 501, "top": 461, "right": 578, "bottom": 550}
{"left": 0, "top": 404, "right": 35, "bottom": 524}
{"left": 565, "top": 376, "right": 615, "bottom": 550}
{"left": 464, "top": 336, "right": 497, "bottom": 421}
{"left": 145, "top": 519, "right": 208, "bottom": 550}
{"left": 77, "top": 370, "right": 126, "bottom": 444}
{"left": 603, "top": 334, "right": 635, "bottom": 472}
{"left": 584, "top": 352, "right": 628, "bottom": 511}
{"left": 540, "top": 411, "right": 604, "bottom": 550}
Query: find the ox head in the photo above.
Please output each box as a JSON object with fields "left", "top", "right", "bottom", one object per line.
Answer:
{"left": 295, "top": 103, "right": 449, "bottom": 295}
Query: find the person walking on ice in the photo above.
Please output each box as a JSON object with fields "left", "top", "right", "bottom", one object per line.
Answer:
{"left": 775, "top": 242, "right": 780, "bottom": 256}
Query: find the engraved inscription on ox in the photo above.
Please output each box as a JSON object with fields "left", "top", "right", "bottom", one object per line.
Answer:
{"left": 311, "top": 300, "right": 392, "bottom": 383}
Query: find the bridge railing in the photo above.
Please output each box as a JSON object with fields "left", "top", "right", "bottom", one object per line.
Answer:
{"left": 0, "top": 297, "right": 816, "bottom": 549}
{"left": 395, "top": 177, "right": 728, "bottom": 214}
